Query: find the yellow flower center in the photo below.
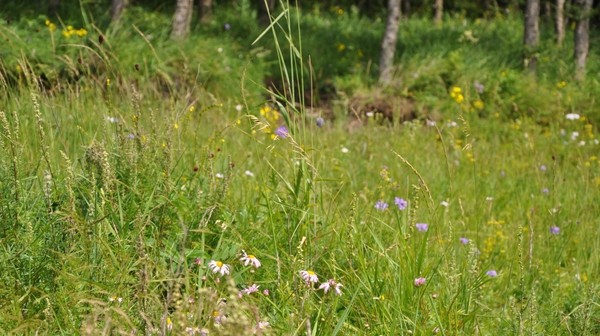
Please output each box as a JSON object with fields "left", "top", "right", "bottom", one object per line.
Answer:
{"left": 216, "top": 261, "right": 223, "bottom": 267}
{"left": 307, "top": 270, "right": 315, "bottom": 276}
{"left": 248, "top": 255, "right": 255, "bottom": 259}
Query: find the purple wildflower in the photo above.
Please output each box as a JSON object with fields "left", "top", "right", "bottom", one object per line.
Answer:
{"left": 473, "top": 80, "right": 484, "bottom": 94}
{"left": 394, "top": 197, "right": 408, "bottom": 210}
{"left": 316, "top": 117, "right": 325, "bottom": 127}
{"left": 486, "top": 270, "right": 498, "bottom": 277}
{"left": 416, "top": 223, "right": 428, "bottom": 232}
{"left": 374, "top": 200, "right": 388, "bottom": 211}
{"left": 550, "top": 226, "right": 560, "bottom": 235}
{"left": 540, "top": 164, "right": 547, "bottom": 172}
{"left": 542, "top": 188, "right": 549, "bottom": 194}
{"left": 274, "top": 125, "right": 289, "bottom": 138}
{"left": 224, "top": 23, "right": 231, "bottom": 30}
{"left": 459, "top": 237, "right": 470, "bottom": 244}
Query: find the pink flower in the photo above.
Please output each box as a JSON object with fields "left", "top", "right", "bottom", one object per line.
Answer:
{"left": 318, "top": 279, "right": 343, "bottom": 296}
{"left": 242, "top": 284, "right": 260, "bottom": 295}
{"left": 414, "top": 277, "right": 426, "bottom": 287}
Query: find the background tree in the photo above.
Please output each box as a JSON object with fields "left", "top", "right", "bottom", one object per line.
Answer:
{"left": 401, "top": 0, "right": 410, "bottom": 18}
{"left": 555, "top": 0, "right": 566, "bottom": 45}
{"left": 198, "top": 0, "right": 212, "bottom": 23}
{"left": 379, "top": 0, "right": 402, "bottom": 84}
{"left": 111, "top": 0, "right": 129, "bottom": 22}
{"left": 524, "top": 0, "right": 540, "bottom": 71}
{"left": 435, "top": 0, "right": 443, "bottom": 25}
{"left": 574, "top": 0, "right": 594, "bottom": 80}
{"left": 48, "top": 0, "right": 60, "bottom": 16}
{"left": 171, "top": 0, "right": 194, "bottom": 40}
{"left": 257, "top": 0, "right": 277, "bottom": 26}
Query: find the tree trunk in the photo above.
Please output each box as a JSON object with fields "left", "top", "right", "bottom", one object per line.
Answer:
{"left": 257, "top": 0, "right": 277, "bottom": 26}
{"left": 48, "top": 0, "right": 60, "bottom": 16}
{"left": 171, "top": 0, "right": 194, "bottom": 40}
{"left": 111, "top": 0, "right": 129, "bottom": 22}
{"left": 574, "top": 0, "right": 593, "bottom": 80}
{"left": 198, "top": 0, "right": 213, "bottom": 23}
{"left": 434, "top": 0, "right": 443, "bottom": 25}
{"left": 379, "top": 0, "right": 402, "bottom": 84}
{"left": 555, "top": 0, "right": 566, "bottom": 45}
{"left": 523, "top": 0, "right": 540, "bottom": 71}
{"left": 401, "top": 0, "right": 410, "bottom": 18}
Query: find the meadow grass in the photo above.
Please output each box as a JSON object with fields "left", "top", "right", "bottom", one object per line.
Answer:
{"left": 1, "top": 2, "right": 600, "bottom": 335}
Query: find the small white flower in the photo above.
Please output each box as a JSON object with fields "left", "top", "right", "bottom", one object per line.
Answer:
{"left": 215, "top": 173, "right": 224, "bottom": 179}
{"left": 426, "top": 120, "right": 437, "bottom": 127}
{"left": 257, "top": 321, "right": 270, "bottom": 330}
{"left": 208, "top": 260, "right": 230, "bottom": 276}
{"left": 185, "top": 327, "right": 200, "bottom": 335}
{"left": 341, "top": 147, "right": 349, "bottom": 153}
{"left": 244, "top": 170, "right": 255, "bottom": 177}
{"left": 106, "top": 116, "right": 119, "bottom": 123}
{"left": 240, "top": 251, "right": 261, "bottom": 268}
{"left": 440, "top": 201, "right": 449, "bottom": 207}
{"left": 571, "top": 131, "right": 579, "bottom": 140}
{"left": 217, "top": 47, "right": 223, "bottom": 53}
{"left": 448, "top": 121, "right": 458, "bottom": 127}
{"left": 486, "top": 196, "right": 494, "bottom": 201}
{"left": 366, "top": 111, "right": 374, "bottom": 117}
{"left": 319, "top": 279, "right": 343, "bottom": 295}
{"left": 578, "top": 141, "right": 586, "bottom": 146}
{"left": 299, "top": 270, "right": 319, "bottom": 284}
{"left": 565, "top": 113, "right": 580, "bottom": 120}
{"left": 235, "top": 104, "right": 243, "bottom": 112}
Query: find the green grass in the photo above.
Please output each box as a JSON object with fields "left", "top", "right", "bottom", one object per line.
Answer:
{"left": 1, "top": 2, "right": 600, "bottom": 335}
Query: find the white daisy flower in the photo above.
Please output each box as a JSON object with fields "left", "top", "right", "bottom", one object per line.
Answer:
{"left": 299, "top": 270, "right": 319, "bottom": 284}
{"left": 240, "top": 251, "right": 261, "bottom": 268}
{"left": 565, "top": 113, "right": 580, "bottom": 120}
{"left": 208, "top": 260, "right": 230, "bottom": 276}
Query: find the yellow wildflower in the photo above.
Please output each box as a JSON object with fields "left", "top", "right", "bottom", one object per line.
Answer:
{"left": 473, "top": 99, "right": 484, "bottom": 110}
{"left": 75, "top": 28, "right": 87, "bottom": 37}
{"left": 449, "top": 86, "right": 464, "bottom": 103}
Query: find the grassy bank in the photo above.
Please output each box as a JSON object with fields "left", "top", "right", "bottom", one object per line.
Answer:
{"left": 1, "top": 2, "right": 599, "bottom": 334}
